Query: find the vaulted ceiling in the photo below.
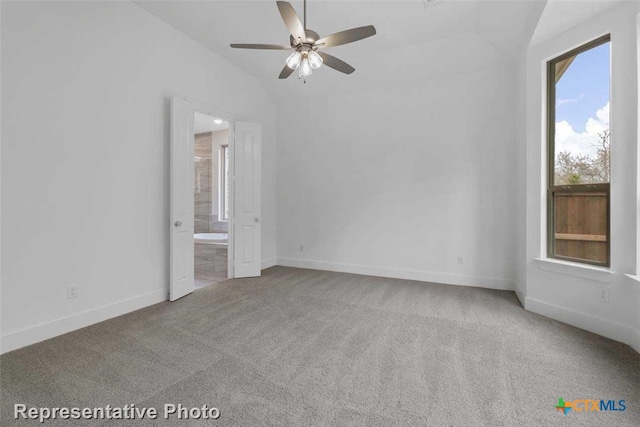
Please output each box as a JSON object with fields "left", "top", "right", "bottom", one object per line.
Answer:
{"left": 531, "top": 0, "right": 625, "bottom": 45}
{"left": 135, "top": 0, "right": 547, "bottom": 99}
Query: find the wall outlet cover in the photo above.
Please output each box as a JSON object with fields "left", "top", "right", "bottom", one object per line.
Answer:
{"left": 598, "top": 289, "right": 609, "bottom": 303}
{"left": 67, "top": 285, "right": 78, "bottom": 299}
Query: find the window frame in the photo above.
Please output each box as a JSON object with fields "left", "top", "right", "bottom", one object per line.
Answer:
{"left": 546, "top": 34, "right": 611, "bottom": 267}
{"left": 218, "top": 144, "right": 229, "bottom": 222}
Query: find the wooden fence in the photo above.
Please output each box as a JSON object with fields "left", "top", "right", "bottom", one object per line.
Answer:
{"left": 553, "top": 191, "right": 608, "bottom": 264}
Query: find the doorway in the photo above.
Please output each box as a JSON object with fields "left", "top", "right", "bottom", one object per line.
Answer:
{"left": 170, "top": 95, "right": 263, "bottom": 301}
{"left": 193, "top": 112, "right": 229, "bottom": 289}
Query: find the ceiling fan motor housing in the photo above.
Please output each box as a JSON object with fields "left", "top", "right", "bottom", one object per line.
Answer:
{"left": 290, "top": 30, "right": 320, "bottom": 49}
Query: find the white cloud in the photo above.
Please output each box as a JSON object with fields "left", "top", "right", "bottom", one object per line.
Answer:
{"left": 595, "top": 102, "right": 609, "bottom": 124}
{"left": 557, "top": 98, "right": 577, "bottom": 106}
{"left": 556, "top": 93, "right": 584, "bottom": 107}
{"left": 555, "top": 102, "right": 609, "bottom": 158}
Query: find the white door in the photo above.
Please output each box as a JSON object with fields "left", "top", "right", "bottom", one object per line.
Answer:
{"left": 170, "top": 96, "right": 195, "bottom": 300}
{"left": 233, "top": 122, "right": 262, "bottom": 278}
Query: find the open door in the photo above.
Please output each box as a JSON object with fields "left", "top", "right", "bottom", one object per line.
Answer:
{"left": 170, "top": 96, "right": 195, "bottom": 300}
{"left": 233, "top": 122, "right": 262, "bottom": 278}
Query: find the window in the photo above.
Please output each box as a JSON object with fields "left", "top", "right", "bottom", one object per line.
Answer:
{"left": 219, "top": 145, "right": 229, "bottom": 221}
{"left": 547, "top": 35, "right": 610, "bottom": 266}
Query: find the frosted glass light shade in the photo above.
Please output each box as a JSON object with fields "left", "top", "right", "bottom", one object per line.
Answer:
{"left": 286, "top": 51, "right": 302, "bottom": 69}
{"left": 299, "top": 57, "right": 312, "bottom": 77}
{"left": 308, "top": 51, "right": 323, "bottom": 69}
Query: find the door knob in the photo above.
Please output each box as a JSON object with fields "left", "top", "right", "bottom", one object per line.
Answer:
{"left": 255, "top": 217, "right": 260, "bottom": 223}
{"left": 174, "top": 221, "right": 182, "bottom": 227}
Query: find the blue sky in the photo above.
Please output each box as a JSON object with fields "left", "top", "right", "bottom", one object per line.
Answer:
{"left": 555, "top": 41, "right": 610, "bottom": 157}
{"left": 556, "top": 42, "right": 609, "bottom": 132}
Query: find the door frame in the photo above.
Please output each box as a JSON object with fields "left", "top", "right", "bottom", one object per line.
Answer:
{"left": 178, "top": 95, "right": 236, "bottom": 279}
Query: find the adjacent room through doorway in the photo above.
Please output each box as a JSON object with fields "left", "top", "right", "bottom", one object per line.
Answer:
{"left": 193, "top": 112, "right": 230, "bottom": 289}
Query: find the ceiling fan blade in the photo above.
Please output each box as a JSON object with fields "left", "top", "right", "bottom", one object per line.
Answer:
{"left": 315, "top": 25, "right": 376, "bottom": 48}
{"left": 318, "top": 52, "right": 355, "bottom": 74}
{"left": 230, "top": 43, "right": 290, "bottom": 50}
{"left": 276, "top": 1, "right": 306, "bottom": 43}
{"left": 279, "top": 64, "right": 295, "bottom": 79}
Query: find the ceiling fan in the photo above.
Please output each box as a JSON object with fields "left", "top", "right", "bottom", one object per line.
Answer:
{"left": 230, "top": 0, "right": 376, "bottom": 81}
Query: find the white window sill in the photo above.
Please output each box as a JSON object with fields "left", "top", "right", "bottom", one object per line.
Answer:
{"left": 625, "top": 274, "right": 640, "bottom": 285}
{"left": 534, "top": 258, "right": 613, "bottom": 283}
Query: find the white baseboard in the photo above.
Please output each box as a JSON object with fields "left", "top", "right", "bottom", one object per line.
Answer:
{"left": 629, "top": 328, "right": 640, "bottom": 354}
{"left": 277, "top": 257, "right": 514, "bottom": 291}
{"left": 525, "top": 296, "right": 638, "bottom": 352}
{"left": 515, "top": 290, "right": 525, "bottom": 307}
{"left": 261, "top": 257, "right": 277, "bottom": 270}
{"left": 0, "top": 289, "right": 167, "bottom": 355}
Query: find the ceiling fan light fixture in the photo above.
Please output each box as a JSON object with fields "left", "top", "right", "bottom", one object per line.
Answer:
{"left": 299, "top": 57, "right": 312, "bottom": 77}
{"left": 307, "top": 50, "right": 323, "bottom": 69}
{"left": 286, "top": 51, "right": 302, "bottom": 69}
{"left": 230, "top": 1, "right": 376, "bottom": 80}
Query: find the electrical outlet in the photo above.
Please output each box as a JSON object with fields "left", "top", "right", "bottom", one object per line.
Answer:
{"left": 67, "top": 285, "right": 78, "bottom": 300}
{"left": 598, "top": 289, "right": 609, "bottom": 303}
{"left": 457, "top": 256, "right": 463, "bottom": 265}
{"left": 300, "top": 245, "right": 305, "bottom": 252}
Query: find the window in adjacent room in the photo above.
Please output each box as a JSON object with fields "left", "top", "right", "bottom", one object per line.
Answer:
{"left": 219, "top": 144, "right": 230, "bottom": 221}
{"left": 547, "top": 35, "right": 610, "bottom": 266}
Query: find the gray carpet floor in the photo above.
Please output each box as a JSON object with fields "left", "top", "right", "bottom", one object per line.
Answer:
{"left": 1, "top": 266, "right": 639, "bottom": 426}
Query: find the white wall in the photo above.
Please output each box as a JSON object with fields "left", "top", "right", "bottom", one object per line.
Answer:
{"left": 635, "top": 12, "right": 640, "bottom": 352}
{"left": 276, "top": 39, "right": 518, "bottom": 290}
{"left": 522, "top": 1, "right": 640, "bottom": 351}
{"left": 0, "top": 1, "right": 277, "bottom": 353}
